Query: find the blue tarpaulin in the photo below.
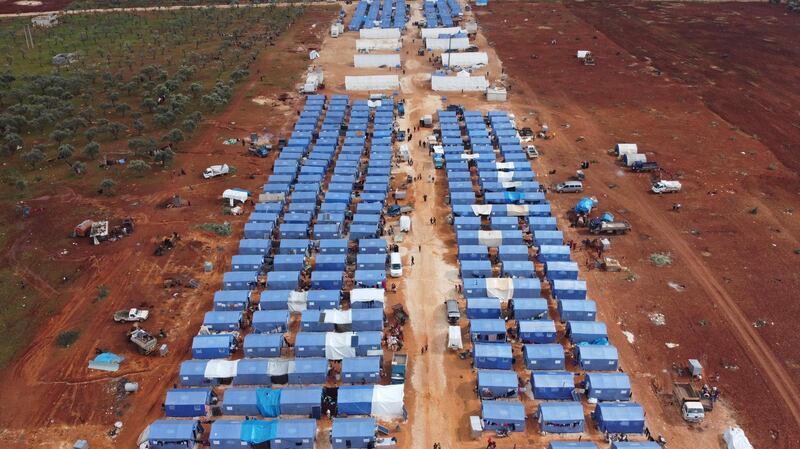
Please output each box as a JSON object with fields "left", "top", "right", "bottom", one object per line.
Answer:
{"left": 240, "top": 420, "right": 277, "bottom": 444}
{"left": 575, "top": 197, "right": 597, "bottom": 214}
{"left": 256, "top": 388, "right": 282, "bottom": 417}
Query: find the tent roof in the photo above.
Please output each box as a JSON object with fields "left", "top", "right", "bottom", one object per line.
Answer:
{"left": 532, "top": 371, "right": 574, "bottom": 388}
{"left": 343, "top": 357, "right": 381, "bottom": 372}
{"left": 477, "top": 369, "right": 518, "bottom": 388}
{"left": 524, "top": 344, "right": 564, "bottom": 358}
{"left": 586, "top": 373, "right": 631, "bottom": 390}
{"left": 518, "top": 320, "right": 556, "bottom": 333}
{"left": 275, "top": 419, "right": 316, "bottom": 438}
{"left": 339, "top": 385, "right": 374, "bottom": 404}
{"left": 576, "top": 345, "right": 618, "bottom": 359}
{"left": 481, "top": 400, "right": 525, "bottom": 421}
{"left": 281, "top": 387, "right": 323, "bottom": 405}
{"left": 538, "top": 402, "right": 584, "bottom": 421}
{"left": 148, "top": 419, "right": 200, "bottom": 441}
{"left": 548, "top": 443, "right": 599, "bottom": 449}
{"left": 210, "top": 420, "right": 242, "bottom": 440}
{"left": 474, "top": 343, "right": 512, "bottom": 358}
{"left": 597, "top": 403, "right": 645, "bottom": 421}
{"left": 332, "top": 417, "right": 376, "bottom": 438}
{"left": 165, "top": 388, "right": 212, "bottom": 406}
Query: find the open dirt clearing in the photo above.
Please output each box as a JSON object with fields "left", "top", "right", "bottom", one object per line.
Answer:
{"left": 480, "top": 1, "right": 800, "bottom": 447}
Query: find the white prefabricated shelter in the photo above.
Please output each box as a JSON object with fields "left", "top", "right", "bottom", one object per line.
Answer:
{"left": 304, "top": 69, "right": 324, "bottom": 93}
{"left": 356, "top": 39, "right": 402, "bottom": 51}
{"left": 614, "top": 143, "right": 638, "bottom": 158}
{"left": 486, "top": 86, "right": 507, "bottom": 102}
{"left": 426, "top": 37, "right": 471, "bottom": 51}
{"left": 421, "top": 27, "right": 462, "bottom": 39}
{"left": 222, "top": 189, "right": 248, "bottom": 206}
{"left": 354, "top": 54, "right": 402, "bottom": 68}
{"left": 345, "top": 75, "right": 400, "bottom": 91}
{"left": 432, "top": 72, "right": 488, "bottom": 92}
{"left": 442, "top": 52, "right": 489, "bottom": 68}
{"left": 360, "top": 28, "right": 401, "bottom": 39}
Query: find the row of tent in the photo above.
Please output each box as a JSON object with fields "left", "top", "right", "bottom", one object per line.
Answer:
{"left": 422, "top": 0, "right": 462, "bottom": 28}
{"left": 148, "top": 95, "right": 402, "bottom": 449}
{"left": 348, "top": 0, "right": 406, "bottom": 31}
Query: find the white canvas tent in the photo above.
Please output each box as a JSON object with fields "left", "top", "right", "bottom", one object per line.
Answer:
{"left": 350, "top": 288, "right": 385, "bottom": 306}
{"left": 356, "top": 39, "right": 401, "bottom": 51}
{"left": 723, "top": 427, "right": 754, "bottom": 449}
{"left": 371, "top": 384, "right": 405, "bottom": 419}
{"left": 441, "top": 52, "right": 489, "bottom": 68}
{"left": 223, "top": 189, "right": 248, "bottom": 206}
{"left": 448, "top": 326, "right": 463, "bottom": 349}
{"left": 431, "top": 72, "right": 488, "bottom": 91}
{"left": 303, "top": 68, "right": 324, "bottom": 93}
{"left": 421, "top": 27, "right": 462, "bottom": 39}
{"left": 345, "top": 75, "right": 400, "bottom": 91}
{"left": 360, "top": 28, "right": 401, "bottom": 39}
{"left": 615, "top": 143, "right": 638, "bottom": 157}
{"left": 577, "top": 50, "right": 590, "bottom": 59}
{"left": 354, "top": 54, "right": 402, "bottom": 68}
{"left": 425, "top": 37, "right": 470, "bottom": 51}
{"left": 486, "top": 278, "right": 515, "bottom": 301}
{"left": 325, "top": 332, "right": 357, "bottom": 360}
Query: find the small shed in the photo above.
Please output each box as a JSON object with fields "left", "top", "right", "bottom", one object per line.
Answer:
{"left": 223, "top": 271, "right": 257, "bottom": 290}
{"left": 165, "top": 388, "right": 215, "bottom": 417}
{"left": 289, "top": 358, "right": 328, "bottom": 384}
{"left": 510, "top": 298, "right": 549, "bottom": 320}
{"left": 331, "top": 418, "right": 376, "bottom": 449}
{"left": 523, "top": 344, "right": 565, "bottom": 370}
{"left": 466, "top": 298, "right": 502, "bottom": 319}
{"left": 342, "top": 357, "right": 381, "bottom": 384}
{"left": 192, "top": 334, "right": 236, "bottom": 359}
{"left": 477, "top": 369, "right": 518, "bottom": 399}
{"left": 243, "top": 333, "right": 284, "bottom": 358}
{"left": 517, "top": 320, "right": 557, "bottom": 344}
{"left": 481, "top": 400, "right": 526, "bottom": 432}
{"left": 537, "top": 402, "right": 584, "bottom": 433}
{"left": 594, "top": 402, "right": 645, "bottom": 434}
{"left": 252, "top": 310, "right": 290, "bottom": 333}
{"left": 566, "top": 321, "right": 608, "bottom": 344}
{"left": 557, "top": 300, "right": 597, "bottom": 322}
{"left": 338, "top": 385, "right": 374, "bottom": 416}
{"left": 213, "top": 290, "right": 251, "bottom": 311}
{"left": 552, "top": 280, "right": 587, "bottom": 300}
{"left": 575, "top": 345, "right": 619, "bottom": 371}
{"left": 470, "top": 319, "right": 508, "bottom": 343}
{"left": 473, "top": 343, "right": 513, "bottom": 369}
{"left": 148, "top": 419, "right": 203, "bottom": 449}
{"left": 531, "top": 371, "right": 575, "bottom": 400}
{"left": 585, "top": 373, "right": 632, "bottom": 402}
{"left": 179, "top": 359, "right": 213, "bottom": 387}
{"left": 203, "top": 311, "right": 243, "bottom": 332}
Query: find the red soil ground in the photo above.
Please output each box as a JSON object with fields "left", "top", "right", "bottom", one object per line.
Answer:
{"left": 480, "top": 1, "right": 800, "bottom": 448}
{"left": 0, "top": 7, "right": 335, "bottom": 449}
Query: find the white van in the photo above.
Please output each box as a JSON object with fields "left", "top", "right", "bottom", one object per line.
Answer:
{"left": 389, "top": 252, "right": 403, "bottom": 277}
{"left": 555, "top": 180, "right": 583, "bottom": 193}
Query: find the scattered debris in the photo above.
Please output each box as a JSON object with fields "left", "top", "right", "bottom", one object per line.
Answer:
{"left": 648, "top": 312, "right": 666, "bottom": 326}
{"left": 665, "top": 342, "right": 680, "bottom": 349}
{"left": 667, "top": 281, "right": 686, "bottom": 292}
{"left": 698, "top": 319, "right": 710, "bottom": 327}
{"left": 721, "top": 360, "right": 740, "bottom": 371}
{"left": 752, "top": 319, "right": 772, "bottom": 328}
{"left": 88, "top": 352, "right": 124, "bottom": 372}
{"left": 197, "top": 222, "right": 232, "bottom": 237}
{"left": 622, "top": 331, "right": 635, "bottom": 344}
{"left": 650, "top": 252, "right": 673, "bottom": 266}
{"left": 749, "top": 207, "right": 759, "bottom": 215}
{"left": 624, "top": 272, "right": 638, "bottom": 282}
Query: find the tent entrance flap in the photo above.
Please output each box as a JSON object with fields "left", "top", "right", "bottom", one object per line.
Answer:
{"left": 288, "top": 290, "right": 308, "bottom": 312}
{"left": 486, "top": 278, "right": 514, "bottom": 301}
{"left": 241, "top": 420, "right": 277, "bottom": 444}
{"left": 256, "top": 388, "right": 282, "bottom": 417}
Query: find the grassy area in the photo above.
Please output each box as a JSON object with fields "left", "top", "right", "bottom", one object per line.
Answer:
{"left": 0, "top": 268, "right": 41, "bottom": 367}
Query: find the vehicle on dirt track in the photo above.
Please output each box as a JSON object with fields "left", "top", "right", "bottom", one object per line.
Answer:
{"left": 631, "top": 161, "right": 659, "bottom": 172}
{"left": 589, "top": 221, "right": 631, "bottom": 235}
{"left": 651, "top": 180, "right": 682, "bottom": 194}
{"left": 203, "top": 164, "right": 230, "bottom": 179}
{"left": 555, "top": 180, "right": 583, "bottom": 193}
{"left": 114, "top": 308, "right": 150, "bottom": 323}
{"left": 129, "top": 328, "right": 158, "bottom": 355}
{"left": 525, "top": 145, "right": 539, "bottom": 159}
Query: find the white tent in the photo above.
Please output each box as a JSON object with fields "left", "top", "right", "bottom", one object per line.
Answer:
{"left": 441, "top": 52, "right": 489, "bottom": 68}
{"left": 471, "top": 204, "right": 493, "bottom": 216}
{"left": 399, "top": 215, "right": 411, "bottom": 232}
{"left": 723, "top": 427, "right": 754, "bottom": 449}
{"left": 371, "top": 384, "right": 405, "bottom": 419}
{"left": 356, "top": 39, "right": 401, "bottom": 51}
{"left": 421, "top": 27, "right": 462, "bottom": 39}
{"left": 577, "top": 50, "right": 591, "bottom": 59}
{"left": 323, "top": 309, "right": 353, "bottom": 324}
{"left": 309, "top": 50, "right": 320, "bottom": 60}
{"left": 360, "top": 28, "right": 401, "bottom": 39}
{"left": 288, "top": 290, "right": 308, "bottom": 312}
{"left": 354, "top": 54, "right": 402, "bottom": 68}
{"left": 478, "top": 230, "right": 502, "bottom": 247}
{"left": 431, "top": 73, "right": 488, "bottom": 91}
{"left": 486, "top": 86, "right": 507, "bottom": 102}
{"left": 448, "top": 326, "right": 463, "bottom": 349}
{"left": 615, "top": 143, "right": 638, "bottom": 157}
{"left": 345, "top": 75, "right": 400, "bottom": 91}
{"left": 204, "top": 359, "right": 239, "bottom": 378}
{"left": 325, "top": 332, "right": 356, "bottom": 360}
{"left": 350, "top": 288, "right": 385, "bottom": 306}
{"left": 223, "top": 189, "right": 248, "bottom": 206}
{"left": 426, "top": 37, "right": 470, "bottom": 51}
{"left": 486, "top": 278, "right": 514, "bottom": 301}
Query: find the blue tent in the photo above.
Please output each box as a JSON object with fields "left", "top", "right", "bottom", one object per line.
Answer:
{"left": 585, "top": 373, "right": 632, "bottom": 401}
{"left": 243, "top": 222, "right": 273, "bottom": 239}
{"left": 517, "top": 320, "right": 557, "bottom": 344}
{"left": 222, "top": 388, "right": 260, "bottom": 416}
{"left": 460, "top": 260, "right": 493, "bottom": 278}
{"left": 481, "top": 400, "right": 526, "bottom": 432}
{"left": 342, "top": 357, "right": 381, "bottom": 384}
{"left": 609, "top": 443, "right": 661, "bottom": 449}
{"left": 566, "top": 321, "right": 608, "bottom": 344}
{"left": 470, "top": 319, "right": 507, "bottom": 343}
{"left": 255, "top": 202, "right": 284, "bottom": 213}
{"left": 280, "top": 387, "right": 323, "bottom": 416}
{"left": 557, "top": 299, "right": 597, "bottom": 322}
{"left": 223, "top": 271, "right": 257, "bottom": 290}
{"left": 179, "top": 360, "right": 213, "bottom": 386}
{"left": 213, "top": 290, "right": 251, "bottom": 311}
{"left": 192, "top": 334, "right": 235, "bottom": 359}
{"left": 267, "top": 270, "right": 301, "bottom": 290}
{"left": 203, "top": 311, "right": 243, "bottom": 332}
{"left": 537, "top": 245, "right": 572, "bottom": 262}
{"left": 466, "top": 298, "right": 502, "bottom": 319}
{"left": 337, "top": 385, "right": 373, "bottom": 416}
{"left": 278, "top": 239, "right": 310, "bottom": 255}
{"left": 233, "top": 359, "right": 272, "bottom": 386}
{"left": 148, "top": 419, "right": 202, "bottom": 449}
{"left": 244, "top": 333, "right": 284, "bottom": 358}
{"left": 232, "top": 255, "right": 266, "bottom": 272}
{"left": 284, "top": 212, "right": 313, "bottom": 225}
{"left": 358, "top": 238, "right": 387, "bottom": 254}
{"left": 537, "top": 402, "right": 584, "bottom": 433}
{"left": 501, "top": 260, "right": 535, "bottom": 278}
{"left": 289, "top": 358, "right": 328, "bottom": 384}
{"left": 272, "top": 419, "right": 317, "bottom": 449}
{"left": 319, "top": 239, "right": 349, "bottom": 254}
{"left": 533, "top": 230, "right": 564, "bottom": 246}
{"left": 545, "top": 261, "right": 580, "bottom": 281}
{"left": 316, "top": 254, "right": 347, "bottom": 271}
{"left": 307, "top": 290, "right": 341, "bottom": 310}
{"left": 274, "top": 254, "right": 306, "bottom": 271}
{"left": 594, "top": 403, "right": 645, "bottom": 434}
{"left": 357, "top": 253, "right": 387, "bottom": 270}
{"left": 239, "top": 239, "right": 271, "bottom": 255}
{"left": 523, "top": 344, "right": 565, "bottom": 370}
{"left": 314, "top": 224, "right": 343, "bottom": 239}
{"left": 531, "top": 372, "right": 575, "bottom": 400}
{"left": 353, "top": 331, "right": 383, "bottom": 355}
{"left": 294, "top": 332, "right": 327, "bottom": 358}
{"left": 165, "top": 388, "right": 214, "bottom": 417}
{"left": 529, "top": 217, "right": 558, "bottom": 231}
{"left": 575, "top": 345, "right": 619, "bottom": 371}
{"left": 252, "top": 310, "right": 290, "bottom": 333}
{"left": 311, "top": 271, "right": 344, "bottom": 290}
{"left": 260, "top": 290, "right": 291, "bottom": 310}
{"left": 331, "top": 418, "right": 376, "bottom": 449}
{"left": 510, "top": 298, "right": 549, "bottom": 320}
{"left": 354, "top": 270, "right": 386, "bottom": 289}
{"left": 489, "top": 216, "right": 520, "bottom": 230}
{"left": 301, "top": 310, "right": 335, "bottom": 332}
{"left": 453, "top": 216, "right": 482, "bottom": 229}
{"left": 552, "top": 279, "right": 587, "bottom": 300}
{"left": 477, "top": 369, "right": 518, "bottom": 399}
{"left": 351, "top": 308, "right": 384, "bottom": 331}
{"left": 458, "top": 245, "right": 490, "bottom": 261}
{"left": 473, "top": 343, "right": 513, "bottom": 369}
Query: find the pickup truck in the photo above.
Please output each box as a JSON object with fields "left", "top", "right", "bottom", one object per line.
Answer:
{"left": 129, "top": 328, "right": 158, "bottom": 355}
{"left": 525, "top": 145, "right": 539, "bottom": 159}
{"left": 673, "top": 382, "right": 709, "bottom": 423}
{"left": 589, "top": 221, "right": 631, "bottom": 235}
{"left": 390, "top": 353, "right": 407, "bottom": 384}
{"left": 203, "top": 164, "right": 230, "bottom": 179}
{"left": 652, "top": 180, "right": 682, "bottom": 194}
{"left": 631, "top": 161, "right": 659, "bottom": 172}
{"left": 114, "top": 308, "right": 150, "bottom": 323}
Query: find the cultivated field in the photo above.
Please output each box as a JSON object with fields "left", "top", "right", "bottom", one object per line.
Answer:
{"left": 480, "top": 1, "right": 800, "bottom": 447}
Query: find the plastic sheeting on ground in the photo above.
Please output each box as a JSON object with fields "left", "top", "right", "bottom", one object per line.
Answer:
{"left": 471, "top": 205, "right": 493, "bottom": 216}
{"left": 486, "top": 278, "right": 514, "bottom": 301}
{"left": 324, "top": 309, "right": 353, "bottom": 324}
{"left": 88, "top": 352, "right": 124, "bottom": 372}
{"left": 351, "top": 288, "right": 385, "bottom": 305}
{"left": 288, "top": 291, "right": 308, "bottom": 312}
{"left": 724, "top": 427, "right": 754, "bottom": 449}
{"left": 506, "top": 205, "right": 529, "bottom": 216}
{"left": 241, "top": 420, "right": 276, "bottom": 444}
{"left": 205, "top": 359, "right": 239, "bottom": 378}
{"left": 326, "top": 332, "right": 357, "bottom": 360}
{"left": 256, "top": 388, "right": 282, "bottom": 417}
{"left": 478, "top": 230, "right": 502, "bottom": 247}
{"left": 448, "top": 326, "right": 463, "bottom": 349}
{"left": 372, "top": 384, "right": 405, "bottom": 420}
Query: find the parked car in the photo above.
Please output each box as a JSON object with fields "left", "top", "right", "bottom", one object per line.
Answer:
{"left": 114, "top": 308, "right": 150, "bottom": 323}
{"left": 555, "top": 180, "right": 583, "bottom": 193}
{"left": 651, "top": 180, "right": 681, "bottom": 194}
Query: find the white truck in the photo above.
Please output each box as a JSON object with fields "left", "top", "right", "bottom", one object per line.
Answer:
{"left": 114, "top": 308, "right": 150, "bottom": 322}
{"left": 651, "top": 180, "right": 682, "bottom": 194}
{"left": 203, "top": 164, "right": 230, "bottom": 179}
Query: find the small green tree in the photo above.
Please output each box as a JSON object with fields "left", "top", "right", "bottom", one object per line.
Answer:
{"left": 132, "top": 118, "right": 145, "bottom": 135}
{"left": 163, "top": 128, "right": 184, "bottom": 146}
{"left": 83, "top": 141, "right": 100, "bottom": 159}
{"left": 3, "top": 132, "right": 23, "bottom": 154}
{"left": 57, "top": 143, "right": 74, "bottom": 160}
{"left": 115, "top": 103, "right": 131, "bottom": 116}
{"left": 141, "top": 97, "right": 157, "bottom": 113}
{"left": 72, "top": 161, "right": 87, "bottom": 175}
{"left": 181, "top": 118, "right": 197, "bottom": 133}
{"left": 189, "top": 82, "right": 202, "bottom": 98}
{"left": 50, "top": 128, "right": 72, "bottom": 144}
{"left": 108, "top": 122, "right": 127, "bottom": 140}
{"left": 22, "top": 148, "right": 45, "bottom": 167}
{"left": 108, "top": 91, "right": 120, "bottom": 106}
{"left": 84, "top": 127, "right": 99, "bottom": 142}
{"left": 154, "top": 146, "right": 175, "bottom": 166}
{"left": 99, "top": 178, "right": 116, "bottom": 196}
{"left": 127, "top": 159, "right": 150, "bottom": 176}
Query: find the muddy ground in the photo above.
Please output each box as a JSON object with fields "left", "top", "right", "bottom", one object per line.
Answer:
{"left": 0, "top": 6, "right": 336, "bottom": 449}
{"left": 480, "top": 1, "right": 800, "bottom": 448}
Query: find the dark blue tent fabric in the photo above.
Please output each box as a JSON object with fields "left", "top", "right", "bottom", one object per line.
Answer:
{"left": 240, "top": 420, "right": 277, "bottom": 444}
{"left": 256, "top": 388, "right": 282, "bottom": 417}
